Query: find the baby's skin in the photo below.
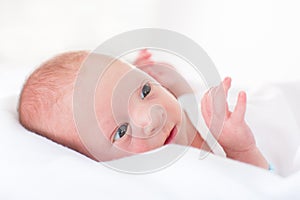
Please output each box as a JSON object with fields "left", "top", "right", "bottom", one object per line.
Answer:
{"left": 134, "top": 49, "right": 268, "bottom": 169}
{"left": 19, "top": 50, "right": 268, "bottom": 169}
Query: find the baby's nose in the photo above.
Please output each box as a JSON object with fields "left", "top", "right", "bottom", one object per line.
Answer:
{"left": 144, "top": 105, "right": 166, "bottom": 136}
{"left": 131, "top": 105, "right": 166, "bottom": 138}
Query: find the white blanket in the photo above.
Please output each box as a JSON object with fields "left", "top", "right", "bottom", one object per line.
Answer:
{"left": 1, "top": 65, "right": 300, "bottom": 199}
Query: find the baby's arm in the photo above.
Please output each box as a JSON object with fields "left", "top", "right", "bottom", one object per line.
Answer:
{"left": 134, "top": 49, "right": 193, "bottom": 97}
{"left": 201, "top": 78, "right": 269, "bottom": 169}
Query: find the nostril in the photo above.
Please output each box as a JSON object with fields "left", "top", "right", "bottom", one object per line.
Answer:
{"left": 144, "top": 123, "right": 157, "bottom": 137}
{"left": 146, "top": 125, "right": 157, "bottom": 136}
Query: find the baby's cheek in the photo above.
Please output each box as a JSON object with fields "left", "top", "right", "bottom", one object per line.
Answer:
{"left": 168, "top": 100, "right": 182, "bottom": 121}
{"left": 128, "top": 138, "right": 160, "bottom": 153}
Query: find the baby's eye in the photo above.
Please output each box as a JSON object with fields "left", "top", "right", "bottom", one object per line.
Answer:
{"left": 140, "top": 83, "right": 151, "bottom": 99}
{"left": 113, "top": 123, "right": 128, "bottom": 142}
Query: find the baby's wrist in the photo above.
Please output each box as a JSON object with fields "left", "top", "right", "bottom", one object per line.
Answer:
{"left": 225, "top": 146, "right": 269, "bottom": 170}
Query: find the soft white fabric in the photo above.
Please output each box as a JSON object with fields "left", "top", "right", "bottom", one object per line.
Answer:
{"left": 2, "top": 65, "right": 300, "bottom": 199}
{"left": 245, "top": 82, "right": 300, "bottom": 176}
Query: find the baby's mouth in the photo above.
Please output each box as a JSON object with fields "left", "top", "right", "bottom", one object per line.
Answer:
{"left": 164, "top": 126, "right": 177, "bottom": 145}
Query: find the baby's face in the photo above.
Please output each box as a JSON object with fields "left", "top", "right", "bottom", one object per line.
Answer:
{"left": 79, "top": 58, "right": 192, "bottom": 161}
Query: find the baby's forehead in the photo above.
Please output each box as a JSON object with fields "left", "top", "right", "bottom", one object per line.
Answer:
{"left": 102, "top": 59, "right": 135, "bottom": 79}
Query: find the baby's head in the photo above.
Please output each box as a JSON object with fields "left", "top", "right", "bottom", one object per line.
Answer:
{"left": 19, "top": 51, "right": 198, "bottom": 161}
{"left": 18, "top": 51, "right": 93, "bottom": 157}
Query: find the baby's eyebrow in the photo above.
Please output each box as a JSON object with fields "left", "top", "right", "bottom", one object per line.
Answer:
{"left": 111, "top": 71, "right": 146, "bottom": 110}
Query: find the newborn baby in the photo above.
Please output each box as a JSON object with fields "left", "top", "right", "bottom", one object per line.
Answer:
{"left": 18, "top": 50, "right": 269, "bottom": 169}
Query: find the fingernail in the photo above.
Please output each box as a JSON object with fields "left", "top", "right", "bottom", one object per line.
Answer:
{"left": 239, "top": 91, "right": 246, "bottom": 98}
{"left": 224, "top": 76, "right": 230, "bottom": 81}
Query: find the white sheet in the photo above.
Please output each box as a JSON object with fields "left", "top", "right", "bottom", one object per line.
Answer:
{"left": 2, "top": 65, "right": 300, "bottom": 199}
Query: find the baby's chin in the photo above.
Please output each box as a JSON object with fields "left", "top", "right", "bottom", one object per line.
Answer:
{"left": 169, "top": 124, "right": 188, "bottom": 147}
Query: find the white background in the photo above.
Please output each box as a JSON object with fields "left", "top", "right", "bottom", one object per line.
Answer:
{"left": 2, "top": 2, "right": 300, "bottom": 198}
{"left": 1, "top": 0, "right": 300, "bottom": 86}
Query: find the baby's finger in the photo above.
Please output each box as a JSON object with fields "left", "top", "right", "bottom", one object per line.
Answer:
{"left": 222, "top": 77, "right": 231, "bottom": 116}
{"left": 139, "top": 49, "right": 152, "bottom": 59}
{"left": 231, "top": 91, "right": 247, "bottom": 122}
{"left": 222, "top": 77, "right": 231, "bottom": 98}
{"left": 201, "top": 90, "right": 213, "bottom": 126}
{"left": 134, "top": 49, "right": 152, "bottom": 66}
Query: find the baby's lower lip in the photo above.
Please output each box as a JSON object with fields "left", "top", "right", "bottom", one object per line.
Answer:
{"left": 164, "top": 126, "right": 177, "bottom": 145}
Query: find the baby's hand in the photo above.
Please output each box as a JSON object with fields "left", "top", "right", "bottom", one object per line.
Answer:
{"left": 134, "top": 49, "right": 193, "bottom": 97}
{"left": 201, "top": 77, "right": 255, "bottom": 152}
{"left": 201, "top": 78, "right": 268, "bottom": 169}
{"left": 133, "top": 49, "right": 155, "bottom": 67}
